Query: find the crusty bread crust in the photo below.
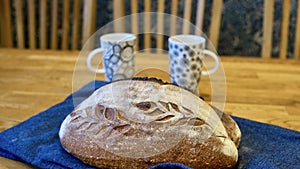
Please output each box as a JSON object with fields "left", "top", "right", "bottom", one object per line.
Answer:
{"left": 59, "top": 78, "right": 241, "bottom": 169}
{"left": 61, "top": 132, "right": 237, "bottom": 169}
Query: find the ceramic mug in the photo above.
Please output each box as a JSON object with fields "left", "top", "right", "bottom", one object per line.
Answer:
{"left": 168, "top": 34, "right": 219, "bottom": 94}
{"left": 86, "top": 33, "right": 136, "bottom": 81}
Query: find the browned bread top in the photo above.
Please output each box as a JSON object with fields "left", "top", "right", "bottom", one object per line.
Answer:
{"left": 59, "top": 78, "right": 241, "bottom": 169}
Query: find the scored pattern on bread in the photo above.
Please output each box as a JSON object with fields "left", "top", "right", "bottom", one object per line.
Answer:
{"left": 59, "top": 78, "right": 241, "bottom": 169}
{"left": 70, "top": 101, "right": 209, "bottom": 137}
{"left": 67, "top": 99, "right": 214, "bottom": 140}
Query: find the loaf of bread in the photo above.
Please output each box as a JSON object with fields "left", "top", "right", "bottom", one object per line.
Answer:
{"left": 59, "top": 78, "right": 241, "bottom": 169}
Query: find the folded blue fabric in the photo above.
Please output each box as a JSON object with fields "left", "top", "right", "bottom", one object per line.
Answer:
{"left": 0, "top": 81, "right": 300, "bottom": 169}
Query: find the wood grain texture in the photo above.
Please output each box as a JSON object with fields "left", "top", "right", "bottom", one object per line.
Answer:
{"left": 195, "top": 0, "right": 205, "bottom": 35}
{"left": 262, "top": 0, "right": 274, "bottom": 58}
{"left": 170, "top": 0, "right": 178, "bottom": 36}
{"left": 294, "top": 0, "right": 300, "bottom": 59}
{"left": 131, "top": 0, "right": 139, "bottom": 51}
{"left": 0, "top": 0, "right": 13, "bottom": 47}
{"left": 113, "top": 0, "right": 125, "bottom": 32}
{"left": 0, "top": 49, "right": 299, "bottom": 168}
{"left": 0, "top": 156, "right": 37, "bottom": 169}
{"left": 27, "top": 0, "right": 36, "bottom": 49}
{"left": 50, "top": 0, "right": 58, "bottom": 50}
{"left": 39, "top": 0, "right": 47, "bottom": 49}
{"left": 156, "top": 0, "right": 165, "bottom": 52}
{"left": 71, "top": 0, "right": 82, "bottom": 50}
{"left": 62, "top": 0, "right": 71, "bottom": 50}
{"left": 182, "top": 0, "right": 192, "bottom": 34}
{"left": 14, "top": 0, "right": 25, "bottom": 49}
{"left": 209, "top": 0, "right": 223, "bottom": 50}
{"left": 144, "top": 0, "right": 152, "bottom": 50}
{"left": 279, "top": 0, "right": 291, "bottom": 59}
{"left": 82, "top": 0, "right": 96, "bottom": 48}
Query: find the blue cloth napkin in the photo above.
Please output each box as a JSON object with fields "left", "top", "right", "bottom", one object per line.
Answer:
{"left": 1, "top": 81, "right": 300, "bottom": 169}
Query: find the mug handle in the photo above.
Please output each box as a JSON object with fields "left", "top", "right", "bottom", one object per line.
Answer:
{"left": 201, "top": 50, "right": 220, "bottom": 76}
{"left": 86, "top": 48, "right": 105, "bottom": 73}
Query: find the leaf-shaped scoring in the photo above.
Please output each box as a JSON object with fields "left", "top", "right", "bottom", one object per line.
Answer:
{"left": 133, "top": 100, "right": 207, "bottom": 127}
{"left": 68, "top": 99, "right": 208, "bottom": 140}
{"left": 68, "top": 104, "right": 131, "bottom": 139}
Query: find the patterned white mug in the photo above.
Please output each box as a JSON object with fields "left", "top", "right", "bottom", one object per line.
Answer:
{"left": 168, "top": 34, "right": 219, "bottom": 94}
{"left": 86, "top": 33, "right": 136, "bottom": 82}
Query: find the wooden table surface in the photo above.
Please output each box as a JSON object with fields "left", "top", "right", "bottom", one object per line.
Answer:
{"left": 0, "top": 49, "right": 300, "bottom": 168}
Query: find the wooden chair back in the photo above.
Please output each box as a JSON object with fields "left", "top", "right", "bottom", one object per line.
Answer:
{"left": 262, "top": 0, "right": 300, "bottom": 59}
{"left": 0, "top": 0, "right": 96, "bottom": 50}
{"left": 112, "top": 0, "right": 223, "bottom": 52}
{"left": 0, "top": 0, "right": 223, "bottom": 52}
{"left": 0, "top": 0, "right": 221, "bottom": 51}
{"left": 2, "top": 0, "right": 298, "bottom": 58}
